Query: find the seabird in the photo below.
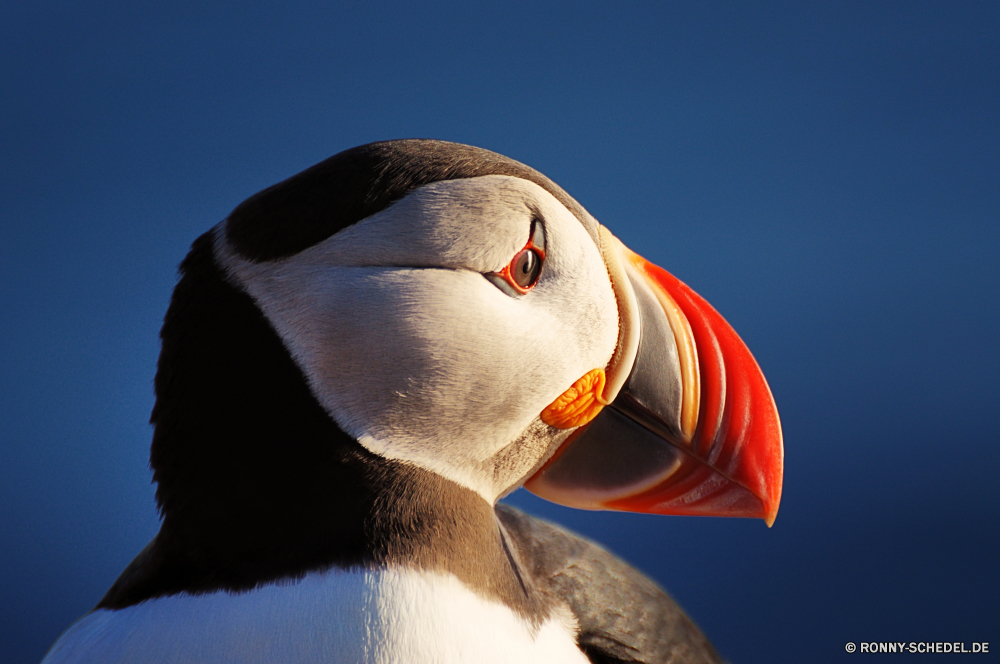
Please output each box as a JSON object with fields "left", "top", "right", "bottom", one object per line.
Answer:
{"left": 42, "top": 139, "right": 783, "bottom": 664}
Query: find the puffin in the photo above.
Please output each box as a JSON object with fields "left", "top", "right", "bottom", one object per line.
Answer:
{"left": 42, "top": 139, "right": 783, "bottom": 664}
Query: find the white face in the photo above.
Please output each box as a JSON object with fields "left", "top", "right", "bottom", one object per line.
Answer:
{"left": 215, "top": 175, "right": 620, "bottom": 503}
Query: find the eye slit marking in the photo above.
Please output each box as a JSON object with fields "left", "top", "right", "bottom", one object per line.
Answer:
{"left": 530, "top": 217, "right": 546, "bottom": 253}
{"left": 486, "top": 219, "right": 546, "bottom": 296}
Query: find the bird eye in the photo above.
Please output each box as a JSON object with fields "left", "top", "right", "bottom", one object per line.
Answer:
{"left": 510, "top": 249, "right": 542, "bottom": 289}
{"left": 485, "top": 219, "right": 546, "bottom": 296}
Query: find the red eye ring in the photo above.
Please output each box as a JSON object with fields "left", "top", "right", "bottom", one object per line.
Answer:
{"left": 492, "top": 223, "right": 546, "bottom": 294}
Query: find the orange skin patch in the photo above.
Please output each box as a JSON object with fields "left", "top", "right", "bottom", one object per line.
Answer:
{"left": 541, "top": 368, "right": 607, "bottom": 429}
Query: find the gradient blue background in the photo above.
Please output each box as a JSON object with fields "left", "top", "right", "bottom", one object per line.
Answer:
{"left": 2, "top": 2, "right": 998, "bottom": 662}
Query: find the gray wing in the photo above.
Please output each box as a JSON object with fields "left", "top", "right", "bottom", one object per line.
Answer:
{"left": 497, "top": 505, "right": 725, "bottom": 664}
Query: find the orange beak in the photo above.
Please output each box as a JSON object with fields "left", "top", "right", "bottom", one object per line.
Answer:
{"left": 525, "top": 230, "right": 784, "bottom": 526}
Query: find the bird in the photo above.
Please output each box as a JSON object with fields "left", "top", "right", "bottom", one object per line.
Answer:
{"left": 41, "top": 139, "right": 783, "bottom": 664}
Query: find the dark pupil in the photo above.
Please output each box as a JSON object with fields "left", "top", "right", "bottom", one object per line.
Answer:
{"left": 512, "top": 250, "right": 541, "bottom": 288}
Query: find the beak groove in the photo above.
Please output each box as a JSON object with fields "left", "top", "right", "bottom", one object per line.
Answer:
{"left": 596, "top": 226, "right": 641, "bottom": 405}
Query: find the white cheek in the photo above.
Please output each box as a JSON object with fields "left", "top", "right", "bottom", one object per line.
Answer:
{"left": 256, "top": 267, "right": 612, "bottom": 476}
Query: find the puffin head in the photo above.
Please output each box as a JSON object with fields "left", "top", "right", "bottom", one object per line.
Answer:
{"left": 150, "top": 140, "right": 782, "bottom": 583}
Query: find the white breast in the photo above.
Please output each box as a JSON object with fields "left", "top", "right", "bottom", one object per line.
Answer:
{"left": 42, "top": 568, "right": 590, "bottom": 664}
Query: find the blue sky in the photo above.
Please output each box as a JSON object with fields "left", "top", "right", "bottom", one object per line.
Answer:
{"left": 2, "top": 2, "right": 998, "bottom": 662}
